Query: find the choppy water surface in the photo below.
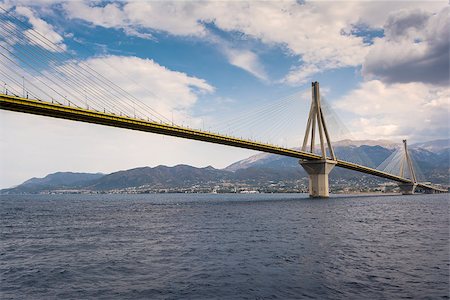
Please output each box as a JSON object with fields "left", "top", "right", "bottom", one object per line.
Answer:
{"left": 1, "top": 193, "right": 449, "bottom": 299}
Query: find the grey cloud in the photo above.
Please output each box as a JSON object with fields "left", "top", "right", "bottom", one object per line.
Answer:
{"left": 363, "top": 7, "right": 449, "bottom": 86}
{"left": 384, "top": 9, "right": 429, "bottom": 40}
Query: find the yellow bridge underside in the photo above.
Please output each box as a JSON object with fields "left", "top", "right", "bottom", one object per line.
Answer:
{"left": 0, "top": 94, "right": 445, "bottom": 192}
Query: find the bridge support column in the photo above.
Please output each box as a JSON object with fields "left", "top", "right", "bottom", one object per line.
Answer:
{"left": 397, "top": 140, "right": 418, "bottom": 195}
{"left": 300, "top": 159, "right": 336, "bottom": 198}
{"left": 398, "top": 182, "right": 417, "bottom": 195}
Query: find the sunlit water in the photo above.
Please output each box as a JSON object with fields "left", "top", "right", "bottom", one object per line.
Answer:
{"left": 1, "top": 193, "right": 449, "bottom": 299}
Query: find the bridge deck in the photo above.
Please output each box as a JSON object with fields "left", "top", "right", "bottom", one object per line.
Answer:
{"left": 0, "top": 94, "right": 446, "bottom": 192}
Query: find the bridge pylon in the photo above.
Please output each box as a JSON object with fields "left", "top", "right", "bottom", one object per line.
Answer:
{"left": 398, "top": 139, "right": 417, "bottom": 195}
{"left": 299, "top": 82, "right": 336, "bottom": 198}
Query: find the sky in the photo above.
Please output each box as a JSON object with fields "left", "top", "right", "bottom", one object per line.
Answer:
{"left": 0, "top": 0, "right": 448, "bottom": 188}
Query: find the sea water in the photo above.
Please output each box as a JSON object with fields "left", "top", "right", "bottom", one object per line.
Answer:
{"left": 1, "top": 193, "right": 449, "bottom": 299}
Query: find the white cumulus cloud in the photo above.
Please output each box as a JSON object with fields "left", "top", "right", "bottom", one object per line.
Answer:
{"left": 14, "top": 5, "right": 67, "bottom": 51}
{"left": 334, "top": 80, "right": 449, "bottom": 142}
{"left": 0, "top": 54, "right": 226, "bottom": 189}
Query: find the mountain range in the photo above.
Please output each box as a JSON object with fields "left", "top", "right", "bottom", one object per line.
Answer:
{"left": 2, "top": 139, "right": 448, "bottom": 194}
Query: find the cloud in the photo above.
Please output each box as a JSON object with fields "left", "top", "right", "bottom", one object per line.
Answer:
{"left": 334, "top": 80, "right": 449, "bottom": 142}
{"left": 14, "top": 5, "right": 67, "bottom": 51}
{"left": 61, "top": 2, "right": 125, "bottom": 29}
{"left": 383, "top": 9, "right": 430, "bottom": 39}
{"left": 362, "top": 7, "right": 449, "bottom": 86}
{"left": 60, "top": 1, "right": 372, "bottom": 82}
{"left": 122, "top": 1, "right": 207, "bottom": 37}
{"left": 223, "top": 48, "right": 267, "bottom": 81}
{"left": 0, "top": 54, "right": 224, "bottom": 189}
{"left": 284, "top": 64, "right": 321, "bottom": 85}
{"left": 0, "top": 20, "right": 21, "bottom": 48}
{"left": 4, "top": 1, "right": 449, "bottom": 84}
{"left": 23, "top": 55, "right": 214, "bottom": 125}
{"left": 62, "top": 1, "right": 206, "bottom": 38}
{"left": 84, "top": 56, "right": 214, "bottom": 120}
{"left": 62, "top": 1, "right": 270, "bottom": 80}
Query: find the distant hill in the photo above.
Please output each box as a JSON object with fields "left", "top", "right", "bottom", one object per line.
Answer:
{"left": 2, "top": 139, "right": 449, "bottom": 194}
{"left": 88, "top": 165, "right": 229, "bottom": 190}
{"left": 333, "top": 139, "right": 399, "bottom": 149}
{"left": 225, "top": 144, "right": 394, "bottom": 171}
{"left": 411, "top": 139, "right": 450, "bottom": 153}
{"left": 2, "top": 172, "right": 104, "bottom": 194}
{"left": 224, "top": 141, "right": 448, "bottom": 183}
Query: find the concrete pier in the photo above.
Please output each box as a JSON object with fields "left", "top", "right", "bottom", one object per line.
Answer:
{"left": 398, "top": 182, "right": 417, "bottom": 195}
{"left": 300, "top": 159, "right": 336, "bottom": 198}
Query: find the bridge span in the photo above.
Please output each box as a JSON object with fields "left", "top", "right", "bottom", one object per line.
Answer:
{"left": 1, "top": 93, "right": 446, "bottom": 195}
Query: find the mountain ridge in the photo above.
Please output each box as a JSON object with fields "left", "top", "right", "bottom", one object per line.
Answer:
{"left": 2, "top": 139, "right": 449, "bottom": 194}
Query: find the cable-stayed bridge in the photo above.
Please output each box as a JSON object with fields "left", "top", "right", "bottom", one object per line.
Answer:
{"left": 0, "top": 8, "right": 447, "bottom": 197}
{"left": 0, "top": 92, "right": 446, "bottom": 196}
